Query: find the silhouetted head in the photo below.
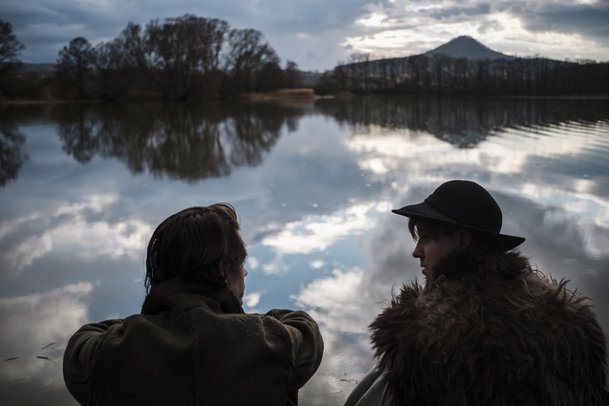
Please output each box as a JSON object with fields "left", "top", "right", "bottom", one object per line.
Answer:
{"left": 145, "top": 204, "right": 247, "bottom": 294}
{"left": 394, "top": 180, "right": 525, "bottom": 278}
{"left": 394, "top": 180, "right": 524, "bottom": 251}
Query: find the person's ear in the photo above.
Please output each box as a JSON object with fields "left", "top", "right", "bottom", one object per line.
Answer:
{"left": 457, "top": 229, "right": 471, "bottom": 249}
{"left": 219, "top": 263, "right": 228, "bottom": 280}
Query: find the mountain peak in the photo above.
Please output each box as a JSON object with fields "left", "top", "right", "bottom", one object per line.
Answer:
{"left": 425, "top": 36, "right": 514, "bottom": 60}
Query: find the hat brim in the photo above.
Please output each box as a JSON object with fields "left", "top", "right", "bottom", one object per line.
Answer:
{"left": 392, "top": 202, "right": 525, "bottom": 251}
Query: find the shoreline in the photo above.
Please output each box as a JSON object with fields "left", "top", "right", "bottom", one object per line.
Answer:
{"left": 2, "top": 91, "right": 609, "bottom": 105}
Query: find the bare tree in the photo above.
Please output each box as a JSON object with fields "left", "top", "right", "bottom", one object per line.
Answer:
{"left": 0, "top": 19, "right": 25, "bottom": 97}
{"left": 146, "top": 15, "right": 229, "bottom": 99}
{"left": 224, "top": 28, "right": 279, "bottom": 93}
{"left": 284, "top": 60, "right": 302, "bottom": 88}
{"left": 93, "top": 40, "right": 128, "bottom": 99}
{"left": 118, "top": 23, "right": 153, "bottom": 70}
{"left": 56, "top": 37, "right": 95, "bottom": 99}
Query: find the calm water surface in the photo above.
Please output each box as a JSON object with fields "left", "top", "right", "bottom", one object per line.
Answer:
{"left": 1, "top": 97, "right": 609, "bottom": 405}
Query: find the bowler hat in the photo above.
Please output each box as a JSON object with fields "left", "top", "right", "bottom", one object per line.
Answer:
{"left": 392, "top": 180, "right": 525, "bottom": 250}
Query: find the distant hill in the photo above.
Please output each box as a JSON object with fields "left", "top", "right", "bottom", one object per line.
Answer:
{"left": 425, "top": 36, "right": 515, "bottom": 60}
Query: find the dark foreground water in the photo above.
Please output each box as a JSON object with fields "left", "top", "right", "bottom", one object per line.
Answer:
{"left": 1, "top": 96, "right": 609, "bottom": 405}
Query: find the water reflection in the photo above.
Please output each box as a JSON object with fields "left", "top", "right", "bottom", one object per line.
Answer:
{"left": 317, "top": 96, "right": 609, "bottom": 147}
{"left": 296, "top": 187, "right": 609, "bottom": 404}
{"left": 0, "top": 108, "right": 28, "bottom": 187}
{"left": 0, "top": 283, "right": 92, "bottom": 405}
{"left": 1, "top": 96, "right": 608, "bottom": 405}
{"left": 52, "top": 102, "right": 305, "bottom": 181}
{"left": 4, "top": 97, "right": 608, "bottom": 187}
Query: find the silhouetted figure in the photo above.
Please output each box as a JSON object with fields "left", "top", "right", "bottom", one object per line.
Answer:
{"left": 63, "top": 204, "right": 324, "bottom": 405}
{"left": 345, "top": 180, "right": 608, "bottom": 405}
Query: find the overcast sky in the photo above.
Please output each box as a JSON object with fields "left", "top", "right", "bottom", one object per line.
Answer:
{"left": 2, "top": 0, "right": 609, "bottom": 71}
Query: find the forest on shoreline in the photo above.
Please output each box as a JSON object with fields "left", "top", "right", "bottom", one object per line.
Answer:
{"left": 2, "top": 16, "right": 609, "bottom": 102}
{"left": 314, "top": 53, "right": 609, "bottom": 96}
{"left": 1, "top": 15, "right": 303, "bottom": 101}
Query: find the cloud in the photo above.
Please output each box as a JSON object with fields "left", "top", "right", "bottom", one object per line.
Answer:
{"left": 261, "top": 203, "right": 377, "bottom": 255}
{"left": 293, "top": 268, "right": 378, "bottom": 333}
{"left": 243, "top": 291, "right": 261, "bottom": 308}
{"left": 293, "top": 172, "right": 609, "bottom": 403}
{"left": 3, "top": 0, "right": 608, "bottom": 70}
{"left": 0, "top": 282, "right": 93, "bottom": 385}
{"left": 290, "top": 198, "right": 427, "bottom": 404}
{"left": 292, "top": 268, "right": 383, "bottom": 404}
{"left": 246, "top": 256, "right": 260, "bottom": 270}
{"left": 517, "top": 2, "right": 609, "bottom": 42}
{"left": 1, "top": 0, "right": 371, "bottom": 70}
{"left": 310, "top": 259, "right": 325, "bottom": 269}
{"left": 426, "top": 4, "right": 492, "bottom": 20}
{"left": 343, "top": 0, "right": 609, "bottom": 62}
{"left": 0, "top": 194, "right": 152, "bottom": 276}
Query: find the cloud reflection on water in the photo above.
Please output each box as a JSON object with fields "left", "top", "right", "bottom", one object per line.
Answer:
{"left": 296, "top": 187, "right": 609, "bottom": 403}
{"left": 1, "top": 97, "right": 608, "bottom": 405}
{"left": 0, "top": 283, "right": 92, "bottom": 405}
{"left": 294, "top": 100, "right": 609, "bottom": 403}
{"left": 0, "top": 194, "right": 151, "bottom": 277}
{"left": 262, "top": 203, "right": 378, "bottom": 255}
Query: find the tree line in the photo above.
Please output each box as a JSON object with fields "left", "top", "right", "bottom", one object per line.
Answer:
{"left": 315, "top": 52, "right": 609, "bottom": 96}
{"left": 0, "top": 16, "right": 303, "bottom": 101}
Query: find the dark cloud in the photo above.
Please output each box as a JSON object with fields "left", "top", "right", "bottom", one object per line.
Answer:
{"left": 2, "top": 0, "right": 608, "bottom": 68}
{"left": 0, "top": 0, "right": 377, "bottom": 67}
{"left": 426, "top": 4, "right": 492, "bottom": 20}
{"left": 518, "top": 2, "right": 609, "bottom": 42}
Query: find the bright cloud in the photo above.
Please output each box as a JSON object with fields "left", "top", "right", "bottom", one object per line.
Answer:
{"left": 343, "top": 1, "right": 609, "bottom": 62}
{"left": 0, "top": 194, "right": 153, "bottom": 276}
{"left": 246, "top": 256, "right": 260, "bottom": 270}
{"left": 261, "top": 203, "right": 377, "bottom": 255}
{"left": 292, "top": 268, "right": 378, "bottom": 333}
{"left": 0, "top": 282, "right": 93, "bottom": 386}
{"left": 310, "top": 259, "right": 325, "bottom": 269}
{"left": 347, "top": 120, "right": 594, "bottom": 176}
{"left": 2, "top": 0, "right": 608, "bottom": 72}
{"left": 243, "top": 292, "right": 261, "bottom": 308}
{"left": 345, "top": 119, "right": 609, "bottom": 260}
{"left": 356, "top": 11, "right": 390, "bottom": 28}
{"left": 292, "top": 267, "right": 393, "bottom": 403}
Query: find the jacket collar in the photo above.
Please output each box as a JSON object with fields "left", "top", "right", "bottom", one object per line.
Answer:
{"left": 141, "top": 279, "right": 244, "bottom": 315}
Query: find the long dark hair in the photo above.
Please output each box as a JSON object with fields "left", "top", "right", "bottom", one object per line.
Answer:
{"left": 144, "top": 204, "right": 247, "bottom": 293}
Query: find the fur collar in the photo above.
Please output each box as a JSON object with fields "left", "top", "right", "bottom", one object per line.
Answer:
{"left": 370, "top": 250, "right": 608, "bottom": 405}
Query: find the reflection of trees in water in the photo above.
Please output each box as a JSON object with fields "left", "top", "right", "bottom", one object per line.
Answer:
{"left": 316, "top": 96, "right": 609, "bottom": 148}
{"left": 57, "top": 108, "right": 98, "bottom": 163}
{"left": 224, "top": 104, "right": 286, "bottom": 167}
{"left": 0, "top": 109, "right": 28, "bottom": 187}
{"left": 54, "top": 102, "right": 303, "bottom": 181}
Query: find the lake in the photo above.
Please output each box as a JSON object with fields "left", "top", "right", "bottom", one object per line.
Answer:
{"left": 1, "top": 96, "right": 609, "bottom": 405}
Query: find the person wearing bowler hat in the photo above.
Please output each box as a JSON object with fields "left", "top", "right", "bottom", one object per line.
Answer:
{"left": 345, "top": 180, "right": 608, "bottom": 406}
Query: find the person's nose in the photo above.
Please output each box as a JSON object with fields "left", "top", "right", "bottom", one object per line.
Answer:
{"left": 244, "top": 268, "right": 248, "bottom": 277}
{"left": 412, "top": 241, "right": 423, "bottom": 259}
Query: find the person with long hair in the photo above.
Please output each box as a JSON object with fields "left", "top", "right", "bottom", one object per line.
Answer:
{"left": 64, "top": 204, "right": 324, "bottom": 405}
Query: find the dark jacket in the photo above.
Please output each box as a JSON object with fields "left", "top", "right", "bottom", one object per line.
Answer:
{"left": 63, "top": 279, "right": 324, "bottom": 405}
{"left": 346, "top": 250, "right": 608, "bottom": 405}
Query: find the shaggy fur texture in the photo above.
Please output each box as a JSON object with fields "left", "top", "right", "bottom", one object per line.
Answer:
{"left": 370, "top": 249, "right": 608, "bottom": 405}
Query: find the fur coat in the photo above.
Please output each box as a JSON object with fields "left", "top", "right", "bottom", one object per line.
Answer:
{"left": 366, "top": 250, "right": 608, "bottom": 405}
